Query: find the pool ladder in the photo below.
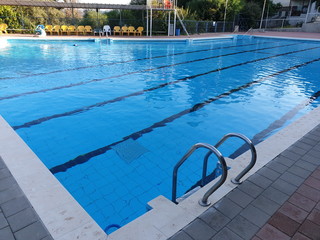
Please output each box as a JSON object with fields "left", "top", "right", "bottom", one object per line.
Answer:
{"left": 172, "top": 133, "right": 257, "bottom": 206}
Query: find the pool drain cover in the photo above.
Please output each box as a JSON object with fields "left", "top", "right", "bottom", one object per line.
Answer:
{"left": 112, "top": 138, "right": 148, "bottom": 163}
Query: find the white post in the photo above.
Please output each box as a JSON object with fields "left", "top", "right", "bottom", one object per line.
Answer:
{"left": 146, "top": 8, "right": 149, "bottom": 36}
{"left": 223, "top": 0, "right": 228, "bottom": 32}
{"left": 173, "top": 9, "right": 177, "bottom": 36}
{"left": 304, "top": 0, "right": 312, "bottom": 24}
{"left": 168, "top": 11, "right": 171, "bottom": 36}
{"left": 259, "top": 0, "right": 267, "bottom": 29}
{"left": 150, "top": 8, "right": 153, "bottom": 37}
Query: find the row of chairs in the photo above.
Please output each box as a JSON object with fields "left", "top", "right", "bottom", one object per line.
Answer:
{"left": 113, "top": 26, "right": 144, "bottom": 36}
{"left": 0, "top": 23, "right": 8, "bottom": 34}
{"left": 45, "top": 25, "right": 93, "bottom": 35}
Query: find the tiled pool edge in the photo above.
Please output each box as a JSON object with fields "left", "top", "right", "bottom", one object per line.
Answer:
{"left": 0, "top": 116, "right": 107, "bottom": 240}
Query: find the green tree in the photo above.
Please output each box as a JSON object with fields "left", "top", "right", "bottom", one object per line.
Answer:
{"left": 80, "top": 10, "right": 108, "bottom": 29}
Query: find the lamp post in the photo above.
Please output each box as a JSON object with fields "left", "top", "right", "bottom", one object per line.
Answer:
{"left": 259, "top": 0, "right": 267, "bottom": 29}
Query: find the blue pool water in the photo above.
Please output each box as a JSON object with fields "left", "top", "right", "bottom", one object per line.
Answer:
{"left": 1, "top": 36, "right": 320, "bottom": 230}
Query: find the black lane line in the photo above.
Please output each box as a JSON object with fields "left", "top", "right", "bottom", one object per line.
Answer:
{"left": 0, "top": 41, "right": 275, "bottom": 81}
{"left": 12, "top": 44, "right": 310, "bottom": 130}
{"left": 1, "top": 43, "right": 297, "bottom": 102}
{"left": 49, "top": 57, "right": 320, "bottom": 174}
{"left": 229, "top": 90, "right": 320, "bottom": 159}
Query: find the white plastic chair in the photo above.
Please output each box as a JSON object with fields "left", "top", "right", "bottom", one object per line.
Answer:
{"left": 103, "top": 25, "right": 111, "bottom": 36}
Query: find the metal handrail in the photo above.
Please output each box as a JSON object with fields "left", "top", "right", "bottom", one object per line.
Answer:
{"left": 202, "top": 133, "right": 257, "bottom": 186}
{"left": 172, "top": 143, "right": 228, "bottom": 205}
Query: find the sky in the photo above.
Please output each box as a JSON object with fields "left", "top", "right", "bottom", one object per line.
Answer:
{"left": 78, "top": 0, "right": 131, "bottom": 5}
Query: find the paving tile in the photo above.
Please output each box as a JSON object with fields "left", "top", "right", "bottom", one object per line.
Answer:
{"left": 311, "top": 169, "right": 320, "bottom": 180}
{"left": 266, "top": 161, "right": 288, "bottom": 174}
{"left": 293, "top": 140, "right": 314, "bottom": 151}
{"left": 14, "top": 221, "right": 49, "bottom": 240}
{"left": 252, "top": 195, "right": 281, "bottom": 216}
{"left": 288, "top": 192, "right": 316, "bottom": 212}
{"left": 307, "top": 208, "right": 320, "bottom": 226}
{"left": 280, "top": 150, "right": 301, "bottom": 161}
{"left": 227, "top": 188, "right": 253, "bottom": 208}
{"left": 278, "top": 202, "right": 308, "bottom": 224}
{"left": 287, "top": 146, "right": 308, "bottom": 156}
{"left": 40, "top": 235, "right": 54, "bottom": 240}
{"left": 304, "top": 176, "right": 320, "bottom": 190}
{"left": 0, "top": 226, "right": 15, "bottom": 240}
{"left": 0, "top": 168, "right": 11, "bottom": 181}
{"left": 227, "top": 215, "right": 259, "bottom": 239}
{"left": 301, "top": 154, "right": 320, "bottom": 166}
{"left": 271, "top": 178, "right": 297, "bottom": 196}
{"left": 210, "top": 228, "right": 243, "bottom": 240}
{"left": 183, "top": 218, "right": 216, "bottom": 240}
{"left": 268, "top": 212, "right": 300, "bottom": 237}
{"left": 299, "top": 220, "right": 320, "bottom": 240}
{"left": 316, "top": 202, "right": 320, "bottom": 210}
{"left": 297, "top": 184, "right": 320, "bottom": 202}
{"left": 214, "top": 198, "right": 242, "bottom": 219}
{"left": 251, "top": 236, "right": 262, "bottom": 240}
{"left": 0, "top": 177, "right": 16, "bottom": 192}
{"left": 299, "top": 136, "right": 318, "bottom": 147}
{"left": 280, "top": 172, "right": 305, "bottom": 187}
{"left": 0, "top": 186, "right": 23, "bottom": 205}
{"left": 274, "top": 155, "right": 295, "bottom": 167}
{"left": 168, "top": 230, "right": 194, "bottom": 240}
{"left": 240, "top": 205, "right": 270, "bottom": 227}
{"left": 247, "top": 174, "right": 272, "bottom": 189}
{"left": 1, "top": 196, "right": 30, "bottom": 217}
{"left": 237, "top": 181, "right": 264, "bottom": 198}
{"left": 257, "top": 167, "right": 280, "bottom": 181}
{"left": 291, "top": 232, "right": 312, "bottom": 240}
{"left": 199, "top": 207, "right": 230, "bottom": 232}
{"left": 7, "top": 207, "right": 38, "bottom": 232}
{"left": 0, "top": 212, "right": 8, "bottom": 229}
{"left": 288, "top": 165, "right": 312, "bottom": 179}
{"left": 262, "top": 187, "right": 290, "bottom": 205}
{"left": 256, "top": 223, "right": 290, "bottom": 240}
{"left": 294, "top": 160, "right": 318, "bottom": 172}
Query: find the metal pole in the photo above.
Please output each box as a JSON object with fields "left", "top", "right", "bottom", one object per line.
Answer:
{"left": 173, "top": 9, "right": 177, "bottom": 36}
{"left": 265, "top": 2, "right": 270, "bottom": 29}
{"left": 223, "top": 0, "right": 228, "bottom": 32}
{"left": 168, "top": 11, "right": 171, "bottom": 36}
{"left": 259, "top": 0, "right": 267, "bottom": 29}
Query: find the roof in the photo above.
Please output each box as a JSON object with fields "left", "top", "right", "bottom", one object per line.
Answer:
{"left": 0, "top": 0, "right": 148, "bottom": 10}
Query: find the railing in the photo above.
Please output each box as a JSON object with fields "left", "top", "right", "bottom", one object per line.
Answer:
{"left": 172, "top": 143, "right": 228, "bottom": 204}
{"left": 202, "top": 133, "right": 257, "bottom": 186}
{"left": 172, "top": 133, "right": 257, "bottom": 207}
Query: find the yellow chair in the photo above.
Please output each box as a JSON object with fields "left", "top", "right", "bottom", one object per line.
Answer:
{"left": 45, "top": 25, "right": 53, "bottom": 35}
{"left": 121, "top": 26, "right": 128, "bottom": 36}
{"left": 51, "top": 25, "right": 61, "bottom": 35}
{"left": 113, "top": 26, "right": 121, "bottom": 35}
{"left": 60, "top": 25, "right": 68, "bottom": 35}
{"left": 84, "top": 25, "right": 93, "bottom": 35}
{"left": 135, "top": 26, "right": 144, "bottom": 36}
{"left": 128, "top": 26, "right": 135, "bottom": 36}
{"left": 0, "top": 23, "right": 8, "bottom": 34}
{"left": 67, "top": 25, "right": 77, "bottom": 35}
{"left": 76, "top": 25, "right": 85, "bottom": 35}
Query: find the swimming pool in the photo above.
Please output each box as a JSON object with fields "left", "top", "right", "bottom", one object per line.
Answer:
{"left": 1, "top": 36, "right": 320, "bottom": 231}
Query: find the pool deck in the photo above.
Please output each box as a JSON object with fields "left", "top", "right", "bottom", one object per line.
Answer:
{"left": 1, "top": 31, "right": 320, "bottom": 240}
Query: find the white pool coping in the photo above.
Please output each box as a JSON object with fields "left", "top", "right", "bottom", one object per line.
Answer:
{"left": 1, "top": 106, "right": 320, "bottom": 239}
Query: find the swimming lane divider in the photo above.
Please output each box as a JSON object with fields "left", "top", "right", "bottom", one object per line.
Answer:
{"left": 49, "top": 57, "right": 320, "bottom": 174}
{"left": 12, "top": 44, "right": 309, "bottom": 130}
{"left": 0, "top": 41, "right": 275, "bottom": 81}
{"left": 1, "top": 43, "right": 296, "bottom": 102}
